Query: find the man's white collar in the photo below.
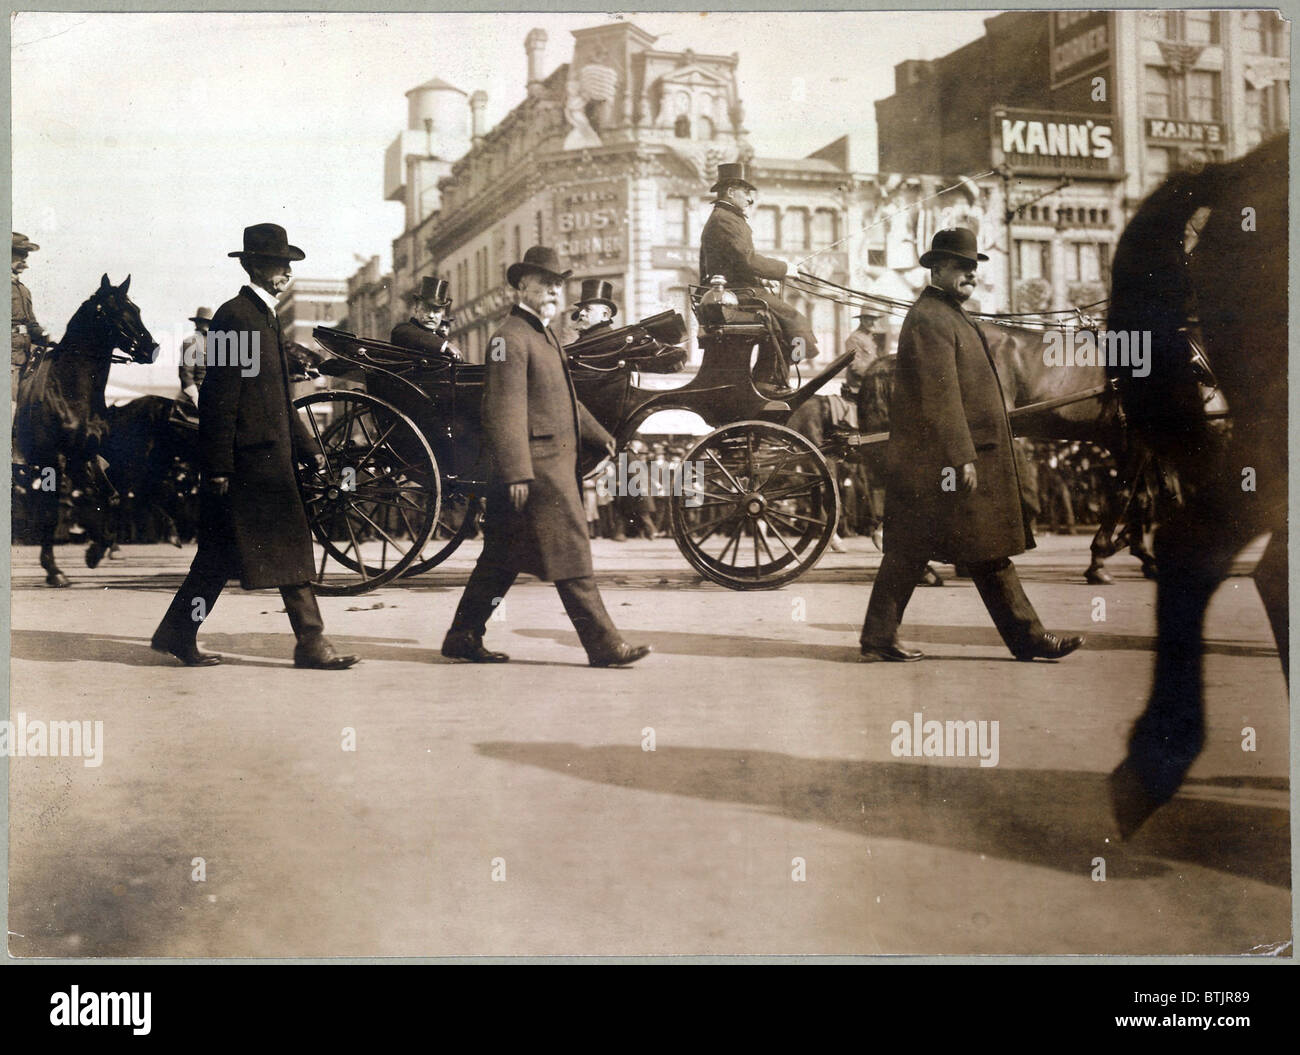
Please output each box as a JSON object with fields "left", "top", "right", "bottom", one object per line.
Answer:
{"left": 249, "top": 284, "right": 279, "bottom": 311}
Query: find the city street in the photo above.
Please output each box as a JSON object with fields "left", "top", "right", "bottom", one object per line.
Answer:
{"left": 7, "top": 533, "right": 1289, "bottom": 957}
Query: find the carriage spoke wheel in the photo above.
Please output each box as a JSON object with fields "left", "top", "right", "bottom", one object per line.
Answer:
{"left": 293, "top": 390, "right": 440, "bottom": 596}
{"left": 671, "top": 421, "right": 839, "bottom": 590}
{"left": 400, "top": 489, "right": 484, "bottom": 577}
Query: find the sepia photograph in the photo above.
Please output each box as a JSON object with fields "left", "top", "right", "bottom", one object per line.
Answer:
{"left": 6, "top": 6, "right": 1292, "bottom": 961}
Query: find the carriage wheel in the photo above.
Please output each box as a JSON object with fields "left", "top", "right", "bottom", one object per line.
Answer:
{"left": 671, "top": 421, "right": 839, "bottom": 590}
{"left": 293, "top": 391, "right": 440, "bottom": 596}
{"left": 400, "top": 490, "right": 484, "bottom": 577}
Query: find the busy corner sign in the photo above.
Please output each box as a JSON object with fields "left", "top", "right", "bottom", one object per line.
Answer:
{"left": 553, "top": 179, "right": 627, "bottom": 270}
{"left": 992, "top": 107, "right": 1122, "bottom": 180}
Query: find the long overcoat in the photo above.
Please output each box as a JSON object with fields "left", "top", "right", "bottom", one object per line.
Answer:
{"left": 198, "top": 285, "right": 316, "bottom": 589}
{"left": 479, "top": 306, "right": 613, "bottom": 581}
{"left": 883, "top": 285, "right": 1033, "bottom": 563}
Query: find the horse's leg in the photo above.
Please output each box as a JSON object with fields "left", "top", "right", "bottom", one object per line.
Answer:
{"left": 1254, "top": 529, "right": 1288, "bottom": 682}
{"left": 82, "top": 455, "right": 120, "bottom": 568}
{"left": 36, "top": 486, "right": 70, "bottom": 587}
{"left": 1109, "top": 497, "right": 1249, "bottom": 837}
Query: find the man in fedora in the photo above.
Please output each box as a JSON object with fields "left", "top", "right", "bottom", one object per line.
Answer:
{"left": 151, "top": 223, "right": 358, "bottom": 670}
{"left": 699, "top": 162, "right": 819, "bottom": 390}
{"left": 441, "top": 245, "right": 650, "bottom": 667}
{"left": 845, "top": 309, "right": 886, "bottom": 374}
{"left": 11, "top": 232, "right": 51, "bottom": 394}
{"left": 569, "top": 278, "right": 619, "bottom": 337}
{"left": 178, "top": 307, "right": 214, "bottom": 410}
{"left": 391, "top": 276, "right": 462, "bottom": 359}
{"left": 859, "top": 227, "right": 1084, "bottom": 663}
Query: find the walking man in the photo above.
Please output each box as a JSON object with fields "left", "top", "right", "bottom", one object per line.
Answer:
{"left": 859, "top": 228, "right": 1084, "bottom": 663}
{"left": 151, "top": 223, "right": 358, "bottom": 670}
{"left": 441, "top": 246, "right": 649, "bottom": 667}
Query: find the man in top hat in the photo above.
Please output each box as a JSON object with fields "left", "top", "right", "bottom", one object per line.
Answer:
{"left": 569, "top": 278, "right": 619, "bottom": 337}
{"left": 699, "top": 162, "right": 819, "bottom": 390}
{"left": 151, "top": 223, "right": 358, "bottom": 670}
{"left": 441, "top": 245, "right": 650, "bottom": 667}
{"left": 859, "top": 227, "right": 1084, "bottom": 663}
{"left": 11, "top": 232, "right": 51, "bottom": 394}
{"left": 178, "top": 307, "right": 214, "bottom": 410}
{"left": 391, "top": 276, "right": 462, "bottom": 359}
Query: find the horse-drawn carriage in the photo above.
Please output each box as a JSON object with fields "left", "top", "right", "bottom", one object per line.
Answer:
{"left": 293, "top": 287, "right": 857, "bottom": 595}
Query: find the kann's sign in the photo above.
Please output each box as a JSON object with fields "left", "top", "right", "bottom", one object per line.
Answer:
{"left": 992, "top": 108, "right": 1121, "bottom": 179}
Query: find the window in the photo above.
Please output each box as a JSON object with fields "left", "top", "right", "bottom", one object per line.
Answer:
{"left": 664, "top": 196, "right": 690, "bottom": 246}
{"left": 513, "top": 225, "right": 521, "bottom": 268}
{"left": 1064, "top": 243, "right": 1105, "bottom": 284}
{"left": 1145, "top": 145, "right": 1174, "bottom": 192}
{"left": 866, "top": 248, "right": 886, "bottom": 268}
{"left": 1183, "top": 11, "right": 1217, "bottom": 45}
{"left": 674, "top": 115, "right": 691, "bottom": 138}
{"left": 698, "top": 116, "right": 716, "bottom": 140}
{"left": 753, "top": 206, "right": 779, "bottom": 250}
{"left": 812, "top": 209, "right": 838, "bottom": 249}
{"left": 1014, "top": 239, "right": 1051, "bottom": 282}
{"left": 781, "top": 208, "right": 809, "bottom": 252}
{"left": 1245, "top": 85, "right": 1272, "bottom": 150}
{"left": 1241, "top": 10, "right": 1283, "bottom": 55}
{"left": 1186, "top": 71, "right": 1220, "bottom": 122}
{"left": 1144, "top": 65, "right": 1171, "bottom": 118}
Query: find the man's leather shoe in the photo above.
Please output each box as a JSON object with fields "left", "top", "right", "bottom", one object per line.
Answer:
{"left": 859, "top": 640, "right": 924, "bottom": 662}
{"left": 1012, "top": 632, "right": 1085, "bottom": 662}
{"left": 588, "top": 642, "right": 651, "bottom": 668}
{"left": 294, "top": 637, "right": 359, "bottom": 670}
{"left": 151, "top": 635, "right": 222, "bottom": 667}
{"left": 441, "top": 635, "right": 509, "bottom": 663}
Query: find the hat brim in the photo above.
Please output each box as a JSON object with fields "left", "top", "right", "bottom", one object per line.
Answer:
{"left": 918, "top": 249, "right": 988, "bottom": 269}
{"left": 418, "top": 297, "right": 453, "bottom": 309}
{"left": 12, "top": 242, "right": 39, "bottom": 254}
{"left": 507, "top": 262, "right": 573, "bottom": 289}
{"left": 188, "top": 316, "right": 213, "bottom": 324}
{"left": 229, "top": 246, "right": 306, "bottom": 262}
{"left": 710, "top": 178, "right": 757, "bottom": 195}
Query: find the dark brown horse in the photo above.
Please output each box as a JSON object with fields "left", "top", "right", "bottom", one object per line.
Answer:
{"left": 1107, "top": 135, "right": 1287, "bottom": 837}
{"left": 12, "top": 275, "right": 158, "bottom": 584}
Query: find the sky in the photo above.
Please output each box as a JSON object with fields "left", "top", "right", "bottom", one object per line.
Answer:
{"left": 11, "top": 10, "right": 995, "bottom": 388}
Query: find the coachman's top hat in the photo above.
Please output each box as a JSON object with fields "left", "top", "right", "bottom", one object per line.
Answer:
{"left": 228, "top": 223, "right": 306, "bottom": 262}
{"left": 570, "top": 278, "right": 618, "bottom": 320}
{"left": 710, "top": 161, "right": 757, "bottom": 195}
{"left": 189, "top": 306, "right": 214, "bottom": 324}
{"left": 417, "top": 276, "right": 452, "bottom": 307}
{"left": 506, "top": 245, "right": 572, "bottom": 289}
{"left": 918, "top": 227, "right": 988, "bottom": 269}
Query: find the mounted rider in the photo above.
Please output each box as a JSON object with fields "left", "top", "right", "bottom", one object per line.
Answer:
{"left": 391, "top": 276, "right": 462, "bottom": 359}
{"left": 698, "top": 162, "right": 819, "bottom": 392}
{"left": 11, "top": 232, "right": 52, "bottom": 396}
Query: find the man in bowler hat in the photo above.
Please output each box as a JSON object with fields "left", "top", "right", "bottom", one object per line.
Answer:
{"left": 859, "top": 227, "right": 1084, "bottom": 663}
{"left": 391, "top": 275, "right": 462, "bottom": 359}
{"left": 151, "top": 223, "right": 358, "bottom": 669}
{"left": 699, "top": 161, "right": 819, "bottom": 389}
{"left": 441, "top": 246, "right": 650, "bottom": 667}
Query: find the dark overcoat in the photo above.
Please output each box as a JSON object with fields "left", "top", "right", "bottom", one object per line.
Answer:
{"left": 198, "top": 285, "right": 316, "bottom": 589}
{"left": 883, "top": 285, "right": 1033, "bottom": 563}
{"left": 478, "top": 306, "right": 613, "bottom": 581}
{"left": 391, "top": 318, "right": 452, "bottom": 356}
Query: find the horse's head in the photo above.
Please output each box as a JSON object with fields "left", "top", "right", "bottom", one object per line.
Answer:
{"left": 70, "top": 274, "right": 159, "bottom": 365}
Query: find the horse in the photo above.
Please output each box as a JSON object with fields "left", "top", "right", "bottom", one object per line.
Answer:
{"left": 1106, "top": 134, "right": 1287, "bottom": 837}
{"left": 844, "top": 316, "right": 1166, "bottom": 583}
{"left": 12, "top": 274, "right": 158, "bottom": 585}
{"left": 103, "top": 395, "right": 200, "bottom": 547}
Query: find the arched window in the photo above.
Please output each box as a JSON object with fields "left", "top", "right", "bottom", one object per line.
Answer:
{"left": 674, "top": 115, "right": 691, "bottom": 138}
{"left": 697, "top": 115, "right": 716, "bottom": 140}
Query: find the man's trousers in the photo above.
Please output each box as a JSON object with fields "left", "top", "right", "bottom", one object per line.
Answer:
{"left": 445, "top": 563, "right": 619, "bottom": 658}
{"left": 862, "top": 550, "right": 1044, "bottom": 654}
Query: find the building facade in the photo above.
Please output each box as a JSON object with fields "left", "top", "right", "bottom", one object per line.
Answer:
{"left": 876, "top": 9, "right": 1289, "bottom": 313}
{"left": 278, "top": 277, "right": 348, "bottom": 349}
{"left": 353, "top": 20, "right": 895, "bottom": 367}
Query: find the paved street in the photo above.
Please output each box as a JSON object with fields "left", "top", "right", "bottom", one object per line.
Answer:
{"left": 7, "top": 534, "right": 1290, "bottom": 957}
